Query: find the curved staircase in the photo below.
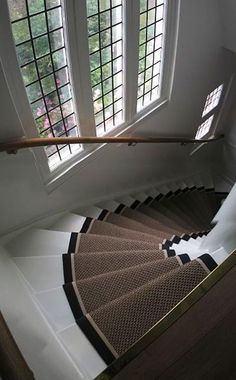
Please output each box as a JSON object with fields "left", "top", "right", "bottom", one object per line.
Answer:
{"left": 4, "top": 175, "right": 230, "bottom": 379}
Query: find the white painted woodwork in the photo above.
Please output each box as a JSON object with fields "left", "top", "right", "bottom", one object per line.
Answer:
{"left": 6, "top": 229, "right": 71, "bottom": 257}
{"left": 49, "top": 213, "right": 86, "bottom": 232}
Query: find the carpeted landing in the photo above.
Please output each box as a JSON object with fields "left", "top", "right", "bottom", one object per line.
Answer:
{"left": 62, "top": 187, "right": 223, "bottom": 364}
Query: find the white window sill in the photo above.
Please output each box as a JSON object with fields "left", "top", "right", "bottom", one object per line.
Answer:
{"left": 44, "top": 97, "right": 169, "bottom": 193}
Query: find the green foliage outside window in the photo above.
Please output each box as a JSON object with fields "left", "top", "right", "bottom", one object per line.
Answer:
{"left": 9, "top": 0, "right": 123, "bottom": 146}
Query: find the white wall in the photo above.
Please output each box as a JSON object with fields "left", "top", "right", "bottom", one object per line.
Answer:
{"left": 0, "top": 245, "right": 85, "bottom": 380}
{"left": 215, "top": 71, "right": 236, "bottom": 184}
{"left": 0, "top": 59, "right": 24, "bottom": 139}
{"left": 201, "top": 183, "right": 236, "bottom": 254}
{"left": 219, "top": 0, "right": 236, "bottom": 53}
{"left": 0, "top": 0, "right": 235, "bottom": 236}
{"left": 214, "top": 183, "right": 236, "bottom": 223}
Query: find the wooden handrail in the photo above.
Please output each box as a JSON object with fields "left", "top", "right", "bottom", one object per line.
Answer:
{"left": 0, "top": 134, "right": 223, "bottom": 154}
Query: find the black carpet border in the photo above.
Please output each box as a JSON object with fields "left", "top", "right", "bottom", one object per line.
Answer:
{"left": 63, "top": 282, "right": 84, "bottom": 320}
{"left": 78, "top": 316, "right": 116, "bottom": 365}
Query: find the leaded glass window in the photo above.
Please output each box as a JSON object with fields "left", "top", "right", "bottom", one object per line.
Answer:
{"left": 137, "top": 0, "right": 165, "bottom": 111}
{"left": 87, "top": 0, "right": 123, "bottom": 135}
{"left": 8, "top": 0, "right": 80, "bottom": 166}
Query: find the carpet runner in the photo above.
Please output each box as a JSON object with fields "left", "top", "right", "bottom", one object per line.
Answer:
{"left": 62, "top": 187, "right": 223, "bottom": 364}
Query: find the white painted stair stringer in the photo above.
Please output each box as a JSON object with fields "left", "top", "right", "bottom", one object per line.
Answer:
{"left": 4, "top": 230, "right": 107, "bottom": 380}
{"left": 47, "top": 213, "right": 87, "bottom": 233}
{"left": 76, "top": 205, "right": 103, "bottom": 219}
{"left": 0, "top": 245, "right": 90, "bottom": 380}
{"left": 14, "top": 256, "right": 107, "bottom": 379}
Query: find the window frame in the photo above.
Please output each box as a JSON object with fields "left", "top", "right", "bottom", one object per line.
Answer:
{"left": 0, "top": 0, "right": 180, "bottom": 189}
{"left": 195, "top": 84, "right": 226, "bottom": 141}
{"left": 190, "top": 78, "right": 234, "bottom": 157}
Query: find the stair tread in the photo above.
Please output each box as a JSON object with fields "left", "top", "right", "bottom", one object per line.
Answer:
{"left": 175, "top": 191, "right": 215, "bottom": 220}
{"left": 76, "top": 205, "right": 103, "bottom": 219}
{"left": 116, "top": 205, "right": 186, "bottom": 234}
{"left": 150, "top": 200, "right": 203, "bottom": 230}
{"left": 103, "top": 211, "right": 172, "bottom": 238}
{"left": 98, "top": 200, "right": 121, "bottom": 211}
{"left": 137, "top": 205, "right": 196, "bottom": 233}
{"left": 72, "top": 257, "right": 182, "bottom": 313}
{"left": 6, "top": 229, "right": 71, "bottom": 257}
{"left": 80, "top": 259, "right": 210, "bottom": 357}
{"left": 64, "top": 249, "right": 164, "bottom": 280}
{"left": 49, "top": 213, "right": 86, "bottom": 232}
{"left": 84, "top": 218, "right": 167, "bottom": 244}
{"left": 48, "top": 212, "right": 171, "bottom": 243}
{"left": 162, "top": 194, "right": 211, "bottom": 226}
{"left": 75, "top": 232, "right": 163, "bottom": 253}
{"left": 13, "top": 255, "right": 64, "bottom": 292}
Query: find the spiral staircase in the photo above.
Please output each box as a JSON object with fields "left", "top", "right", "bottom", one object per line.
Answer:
{"left": 1, "top": 173, "right": 235, "bottom": 380}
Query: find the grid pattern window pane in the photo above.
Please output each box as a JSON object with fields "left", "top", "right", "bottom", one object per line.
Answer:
{"left": 87, "top": 0, "right": 123, "bottom": 136}
{"left": 137, "top": 0, "right": 165, "bottom": 111}
{"left": 8, "top": 0, "right": 80, "bottom": 167}
{"left": 202, "top": 84, "right": 223, "bottom": 117}
{"left": 195, "top": 115, "right": 214, "bottom": 139}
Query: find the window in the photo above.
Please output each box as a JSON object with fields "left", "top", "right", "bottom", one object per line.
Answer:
{"left": 137, "top": 0, "right": 165, "bottom": 111}
{"left": 202, "top": 84, "right": 223, "bottom": 117}
{"left": 195, "top": 84, "right": 224, "bottom": 139}
{"left": 195, "top": 115, "right": 214, "bottom": 140}
{"left": 4, "top": 0, "right": 179, "bottom": 176}
{"left": 87, "top": 0, "right": 123, "bottom": 135}
{"left": 8, "top": 0, "right": 80, "bottom": 167}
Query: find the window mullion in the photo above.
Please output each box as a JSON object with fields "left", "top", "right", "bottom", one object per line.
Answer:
{"left": 64, "top": 0, "right": 96, "bottom": 138}
{"left": 124, "top": 0, "right": 140, "bottom": 124}
{"left": 161, "top": 0, "right": 180, "bottom": 100}
{"left": 0, "top": 0, "right": 50, "bottom": 177}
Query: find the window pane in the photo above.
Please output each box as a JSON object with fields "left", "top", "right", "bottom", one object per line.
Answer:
{"left": 33, "top": 35, "right": 50, "bottom": 58}
{"left": 16, "top": 41, "right": 34, "bottom": 65}
{"left": 52, "top": 48, "right": 66, "bottom": 70}
{"left": 46, "top": 0, "right": 60, "bottom": 9}
{"left": 50, "top": 29, "right": 64, "bottom": 51}
{"left": 137, "top": 0, "right": 166, "bottom": 111}
{"left": 28, "top": 0, "right": 44, "bottom": 15}
{"left": 45, "top": 91, "right": 60, "bottom": 110}
{"left": 41, "top": 73, "right": 56, "bottom": 95}
{"left": 48, "top": 8, "right": 62, "bottom": 31}
{"left": 8, "top": 0, "right": 27, "bottom": 21}
{"left": 202, "top": 84, "right": 224, "bottom": 117}
{"left": 195, "top": 115, "right": 214, "bottom": 139}
{"left": 12, "top": 19, "right": 30, "bottom": 44}
{"left": 37, "top": 55, "right": 53, "bottom": 76}
{"left": 30, "top": 13, "right": 47, "bottom": 38}
{"left": 26, "top": 81, "right": 42, "bottom": 102}
{"left": 8, "top": 0, "right": 80, "bottom": 167}
{"left": 87, "top": 0, "right": 123, "bottom": 135}
{"left": 21, "top": 62, "right": 38, "bottom": 84}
